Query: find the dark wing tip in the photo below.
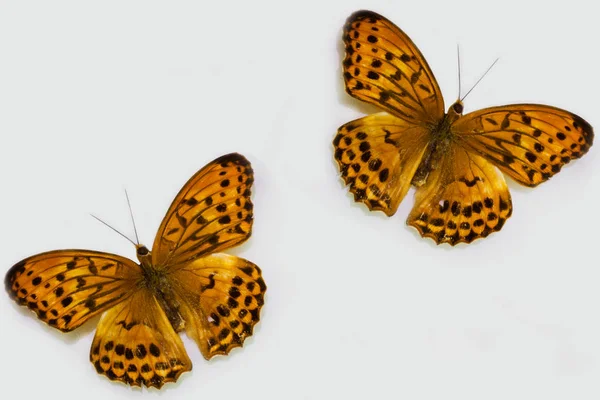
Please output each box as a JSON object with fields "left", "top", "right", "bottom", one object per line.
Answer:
{"left": 212, "top": 153, "right": 251, "bottom": 168}
{"left": 344, "top": 10, "right": 385, "bottom": 33}
{"left": 572, "top": 113, "right": 594, "bottom": 147}
{"left": 5, "top": 259, "right": 26, "bottom": 298}
{"left": 347, "top": 10, "right": 384, "bottom": 23}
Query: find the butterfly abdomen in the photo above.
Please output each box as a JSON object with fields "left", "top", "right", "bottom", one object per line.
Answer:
{"left": 411, "top": 117, "right": 456, "bottom": 187}
{"left": 154, "top": 287, "right": 186, "bottom": 332}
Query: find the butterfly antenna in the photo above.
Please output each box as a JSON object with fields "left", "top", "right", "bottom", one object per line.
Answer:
{"left": 90, "top": 214, "right": 137, "bottom": 246}
{"left": 457, "top": 44, "right": 462, "bottom": 99}
{"left": 124, "top": 189, "right": 140, "bottom": 245}
{"left": 461, "top": 57, "right": 499, "bottom": 102}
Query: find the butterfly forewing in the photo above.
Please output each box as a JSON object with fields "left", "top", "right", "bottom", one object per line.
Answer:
{"left": 334, "top": 113, "right": 431, "bottom": 215}
{"left": 5, "top": 250, "right": 140, "bottom": 332}
{"left": 90, "top": 288, "right": 192, "bottom": 388}
{"left": 452, "top": 105, "right": 594, "bottom": 187}
{"left": 152, "top": 153, "right": 254, "bottom": 268}
{"left": 342, "top": 10, "right": 444, "bottom": 124}
{"left": 169, "top": 254, "right": 266, "bottom": 360}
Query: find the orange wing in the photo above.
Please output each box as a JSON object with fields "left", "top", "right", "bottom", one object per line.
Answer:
{"left": 407, "top": 143, "right": 513, "bottom": 245}
{"left": 90, "top": 288, "right": 192, "bottom": 388}
{"left": 337, "top": 10, "right": 444, "bottom": 215}
{"left": 151, "top": 153, "right": 254, "bottom": 268}
{"left": 5, "top": 250, "right": 140, "bottom": 332}
{"left": 334, "top": 113, "right": 430, "bottom": 215}
{"left": 153, "top": 153, "right": 266, "bottom": 360}
{"left": 452, "top": 105, "right": 594, "bottom": 187}
{"left": 169, "top": 254, "right": 266, "bottom": 360}
{"left": 342, "top": 10, "right": 444, "bottom": 124}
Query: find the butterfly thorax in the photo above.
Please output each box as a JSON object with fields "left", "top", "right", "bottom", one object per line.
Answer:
{"left": 411, "top": 101, "right": 464, "bottom": 187}
{"left": 136, "top": 245, "right": 186, "bottom": 332}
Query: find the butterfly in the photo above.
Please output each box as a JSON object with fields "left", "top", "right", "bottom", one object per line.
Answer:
{"left": 5, "top": 153, "right": 266, "bottom": 388}
{"left": 334, "top": 10, "right": 594, "bottom": 245}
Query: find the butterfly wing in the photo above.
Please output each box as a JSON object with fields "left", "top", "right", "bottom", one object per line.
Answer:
{"left": 5, "top": 250, "right": 140, "bottom": 332}
{"left": 90, "top": 288, "right": 192, "bottom": 388}
{"left": 168, "top": 254, "right": 266, "bottom": 360}
{"left": 337, "top": 10, "right": 446, "bottom": 215}
{"left": 342, "top": 10, "right": 444, "bottom": 124}
{"left": 406, "top": 143, "right": 513, "bottom": 245}
{"left": 151, "top": 153, "right": 254, "bottom": 268}
{"left": 152, "top": 153, "right": 265, "bottom": 359}
{"left": 451, "top": 105, "right": 593, "bottom": 186}
{"left": 334, "top": 113, "right": 431, "bottom": 215}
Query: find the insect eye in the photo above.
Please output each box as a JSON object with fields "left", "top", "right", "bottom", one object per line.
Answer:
{"left": 137, "top": 246, "right": 149, "bottom": 256}
{"left": 453, "top": 103, "right": 464, "bottom": 114}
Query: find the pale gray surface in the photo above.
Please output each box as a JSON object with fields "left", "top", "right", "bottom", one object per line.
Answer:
{"left": 0, "top": 0, "right": 598, "bottom": 399}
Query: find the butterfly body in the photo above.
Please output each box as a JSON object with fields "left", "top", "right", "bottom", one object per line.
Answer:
{"left": 135, "top": 248, "right": 187, "bottom": 332}
{"left": 335, "top": 10, "right": 593, "bottom": 245}
{"left": 410, "top": 101, "right": 464, "bottom": 187}
{"left": 6, "top": 153, "right": 266, "bottom": 388}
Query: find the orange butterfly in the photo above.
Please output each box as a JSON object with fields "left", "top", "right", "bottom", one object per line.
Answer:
{"left": 5, "top": 153, "right": 266, "bottom": 388}
{"left": 334, "top": 10, "right": 594, "bottom": 245}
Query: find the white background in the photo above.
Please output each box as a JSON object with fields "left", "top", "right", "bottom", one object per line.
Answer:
{"left": 0, "top": 0, "right": 599, "bottom": 399}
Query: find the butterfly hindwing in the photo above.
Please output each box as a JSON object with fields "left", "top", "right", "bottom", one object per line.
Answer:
{"left": 152, "top": 153, "right": 254, "bottom": 268}
{"left": 334, "top": 113, "right": 430, "bottom": 215}
{"left": 343, "top": 10, "right": 444, "bottom": 124}
{"left": 407, "top": 143, "right": 513, "bottom": 245}
{"left": 169, "top": 254, "right": 266, "bottom": 360}
{"left": 5, "top": 250, "right": 140, "bottom": 332}
{"left": 90, "top": 288, "right": 192, "bottom": 388}
{"left": 452, "top": 105, "right": 594, "bottom": 187}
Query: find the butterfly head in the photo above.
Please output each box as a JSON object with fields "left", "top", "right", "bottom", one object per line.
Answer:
{"left": 447, "top": 101, "right": 464, "bottom": 122}
{"left": 136, "top": 245, "right": 152, "bottom": 264}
